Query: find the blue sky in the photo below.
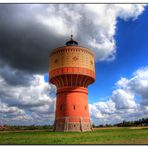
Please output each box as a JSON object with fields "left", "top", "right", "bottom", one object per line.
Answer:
{"left": 44, "top": 5, "right": 148, "bottom": 104}
{"left": 1, "top": 4, "right": 148, "bottom": 125}
{"left": 88, "top": 6, "right": 148, "bottom": 104}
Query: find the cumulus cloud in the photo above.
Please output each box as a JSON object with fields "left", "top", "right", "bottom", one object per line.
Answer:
{"left": 0, "top": 102, "right": 33, "bottom": 125}
{"left": 116, "top": 67, "right": 148, "bottom": 106}
{"left": 89, "top": 67, "right": 148, "bottom": 125}
{"left": 0, "top": 4, "right": 147, "bottom": 125}
{"left": 111, "top": 89, "right": 137, "bottom": 109}
{"left": 1, "top": 66, "right": 148, "bottom": 125}
{"left": 113, "top": 4, "right": 146, "bottom": 20}
{"left": 0, "top": 67, "right": 56, "bottom": 125}
{"left": 0, "top": 65, "right": 35, "bottom": 86}
{"left": 0, "top": 4, "right": 146, "bottom": 74}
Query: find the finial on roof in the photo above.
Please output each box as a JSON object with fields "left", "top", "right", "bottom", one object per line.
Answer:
{"left": 65, "top": 32, "right": 78, "bottom": 46}
{"left": 70, "top": 30, "right": 73, "bottom": 40}
{"left": 71, "top": 34, "right": 73, "bottom": 40}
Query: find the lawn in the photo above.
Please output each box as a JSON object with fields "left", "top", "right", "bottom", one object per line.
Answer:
{"left": 0, "top": 127, "right": 148, "bottom": 144}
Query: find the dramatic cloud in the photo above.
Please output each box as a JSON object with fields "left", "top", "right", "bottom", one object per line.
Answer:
{"left": 89, "top": 67, "right": 148, "bottom": 125}
{"left": 0, "top": 66, "right": 148, "bottom": 125}
{"left": 0, "top": 69, "right": 56, "bottom": 125}
{"left": 0, "top": 4, "right": 146, "bottom": 74}
{"left": 0, "top": 65, "right": 34, "bottom": 86}
{"left": 0, "top": 4, "right": 147, "bottom": 125}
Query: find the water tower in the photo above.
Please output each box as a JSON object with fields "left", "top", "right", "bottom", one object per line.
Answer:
{"left": 49, "top": 35, "right": 95, "bottom": 131}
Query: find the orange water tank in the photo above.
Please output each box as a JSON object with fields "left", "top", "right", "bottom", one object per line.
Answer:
{"left": 49, "top": 35, "right": 95, "bottom": 131}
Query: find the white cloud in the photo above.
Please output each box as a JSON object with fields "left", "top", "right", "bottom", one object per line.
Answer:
{"left": 116, "top": 67, "right": 148, "bottom": 106}
{"left": 111, "top": 89, "right": 137, "bottom": 109}
{"left": 116, "top": 77, "right": 129, "bottom": 89}
{"left": 0, "top": 66, "right": 56, "bottom": 125}
{"left": 0, "top": 4, "right": 147, "bottom": 125}
{"left": 89, "top": 66, "right": 148, "bottom": 125}
{"left": 0, "top": 103, "right": 25, "bottom": 115}
{"left": 113, "top": 4, "right": 146, "bottom": 20}
{"left": 1, "top": 66, "right": 148, "bottom": 125}
{"left": 37, "top": 15, "right": 68, "bottom": 36}
{"left": 34, "top": 4, "right": 146, "bottom": 61}
{"left": 84, "top": 4, "right": 146, "bottom": 61}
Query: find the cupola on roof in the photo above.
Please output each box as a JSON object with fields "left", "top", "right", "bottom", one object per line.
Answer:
{"left": 65, "top": 34, "right": 78, "bottom": 46}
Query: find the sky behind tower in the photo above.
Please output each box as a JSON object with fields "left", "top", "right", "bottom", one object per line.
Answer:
{"left": 0, "top": 4, "right": 148, "bottom": 125}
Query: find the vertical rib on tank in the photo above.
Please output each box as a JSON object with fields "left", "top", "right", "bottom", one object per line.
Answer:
{"left": 49, "top": 36, "right": 95, "bottom": 132}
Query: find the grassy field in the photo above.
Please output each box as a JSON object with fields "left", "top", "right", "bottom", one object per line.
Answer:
{"left": 0, "top": 127, "right": 148, "bottom": 144}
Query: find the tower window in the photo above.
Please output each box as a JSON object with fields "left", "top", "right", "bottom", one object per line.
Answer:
{"left": 60, "top": 105, "right": 62, "bottom": 111}
{"left": 85, "top": 106, "right": 87, "bottom": 110}
{"left": 73, "top": 105, "right": 76, "bottom": 110}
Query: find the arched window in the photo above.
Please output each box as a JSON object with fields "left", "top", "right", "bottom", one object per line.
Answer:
{"left": 73, "top": 105, "right": 76, "bottom": 110}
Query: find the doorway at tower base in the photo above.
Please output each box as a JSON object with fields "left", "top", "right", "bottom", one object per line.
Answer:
{"left": 53, "top": 117, "right": 93, "bottom": 132}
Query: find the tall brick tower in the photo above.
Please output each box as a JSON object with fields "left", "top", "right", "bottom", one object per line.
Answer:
{"left": 49, "top": 35, "right": 95, "bottom": 132}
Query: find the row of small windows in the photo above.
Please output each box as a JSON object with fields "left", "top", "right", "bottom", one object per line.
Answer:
{"left": 60, "top": 105, "right": 87, "bottom": 111}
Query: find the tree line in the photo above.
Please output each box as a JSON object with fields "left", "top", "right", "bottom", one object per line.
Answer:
{"left": 92, "top": 118, "right": 148, "bottom": 128}
{"left": 0, "top": 124, "right": 53, "bottom": 131}
{"left": 0, "top": 118, "right": 148, "bottom": 131}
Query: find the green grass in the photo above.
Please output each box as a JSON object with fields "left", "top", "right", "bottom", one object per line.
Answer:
{"left": 0, "top": 127, "right": 148, "bottom": 144}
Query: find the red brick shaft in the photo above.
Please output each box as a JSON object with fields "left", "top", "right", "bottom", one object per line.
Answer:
{"left": 55, "top": 87, "right": 90, "bottom": 123}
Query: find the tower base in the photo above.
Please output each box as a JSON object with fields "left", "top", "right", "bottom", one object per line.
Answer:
{"left": 53, "top": 117, "right": 92, "bottom": 132}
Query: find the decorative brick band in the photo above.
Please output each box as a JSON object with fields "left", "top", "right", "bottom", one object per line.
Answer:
{"left": 49, "top": 46, "right": 94, "bottom": 57}
{"left": 49, "top": 67, "right": 95, "bottom": 79}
